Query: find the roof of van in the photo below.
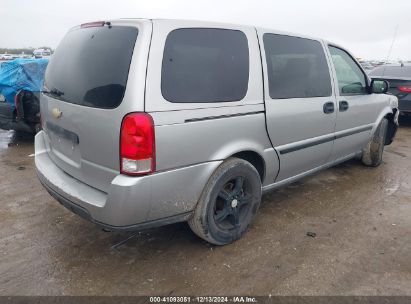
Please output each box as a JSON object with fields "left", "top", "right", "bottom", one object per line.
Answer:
{"left": 118, "top": 18, "right": 323, "bottom": 41}
{"left": 94, "top": 18, "right": 346, "bottom": 53}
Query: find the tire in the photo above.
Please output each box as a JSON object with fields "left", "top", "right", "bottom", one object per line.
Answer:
{"left": 188, "top": 157, "right": 262, "bottom": 245}
{"left": 362, "top": 118, "right": 388, "bottom": 167}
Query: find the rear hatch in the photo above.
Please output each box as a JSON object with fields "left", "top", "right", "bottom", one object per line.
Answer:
{"left": 41, "top": 21, "right": 144, "bottom": 192}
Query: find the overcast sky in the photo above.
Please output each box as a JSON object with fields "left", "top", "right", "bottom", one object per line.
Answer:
{"left": 1, "top": 0, "right": 410, "bottom": 60}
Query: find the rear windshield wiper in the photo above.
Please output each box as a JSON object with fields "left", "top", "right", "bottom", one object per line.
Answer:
{"left": 43, "top": 88, "right": 65, "bottom": 98}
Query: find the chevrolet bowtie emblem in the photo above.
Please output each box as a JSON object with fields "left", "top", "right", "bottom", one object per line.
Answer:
{"left": 52, "top": 108, "right": 63, "bottom": 119}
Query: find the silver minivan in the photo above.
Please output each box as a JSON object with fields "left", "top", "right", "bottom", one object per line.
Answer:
{"left": 35, "top": 19, "right": 399, "bottom": 245}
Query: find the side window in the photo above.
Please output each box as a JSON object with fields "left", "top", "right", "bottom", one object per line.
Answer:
{"left": 263, "top": 34, "right": 332, "bottom": 99}
{"left": 161, "top": 28, "right": 249, "bottom": 103}
{"left": 329, "top": 46, "right": 367, "bottom": 95}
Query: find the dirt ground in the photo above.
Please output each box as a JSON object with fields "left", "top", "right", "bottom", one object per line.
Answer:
{"left": 0, "top": 118, "right": 410, "bottom": 296}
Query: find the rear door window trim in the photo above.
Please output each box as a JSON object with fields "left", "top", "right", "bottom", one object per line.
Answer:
{"left": 263, "top": 33, "right": 333, "bottom": 100}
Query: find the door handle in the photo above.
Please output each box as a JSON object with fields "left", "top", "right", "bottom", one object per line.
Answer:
{"left": 339, "top": 101, "right": 349, "bottom": 112}
{"left": 323, "top": 102, "right": 335, "bottom": 114}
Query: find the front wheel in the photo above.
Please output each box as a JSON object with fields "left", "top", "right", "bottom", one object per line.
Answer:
{"left": 362, "top": 118, "right": 388, "bottom": 167}
{"left": 188, "top": 158, "right": 262, "bottom": 245}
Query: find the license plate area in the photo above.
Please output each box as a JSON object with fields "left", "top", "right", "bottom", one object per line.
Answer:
{"left": 46, "top": 122, "right": 82, "bottom": 165}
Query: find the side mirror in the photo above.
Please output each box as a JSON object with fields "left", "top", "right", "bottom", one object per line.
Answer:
{"left": 371, "top": 79, "right": 389, "bottom": 94}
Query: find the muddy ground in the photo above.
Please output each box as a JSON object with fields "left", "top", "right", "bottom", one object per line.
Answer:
{"left": 0, "top": 118, "right": 410, "bottom": 296}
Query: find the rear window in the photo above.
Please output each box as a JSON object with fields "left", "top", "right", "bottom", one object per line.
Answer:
{"left": 44, "top": 25, "right": 138, "bottom": 109}
{"left": 263, "top": 34, "right": 332, "bottom": 99}
{"left": 161, "top": 28, "right": 249, "bottom": 103}
{"left": 369, "top": 66, "right": 411, "bottom": 79}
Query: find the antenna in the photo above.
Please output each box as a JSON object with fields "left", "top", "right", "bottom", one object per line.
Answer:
{"left": 382, "top": 24, "right": 399, "bottom": 77}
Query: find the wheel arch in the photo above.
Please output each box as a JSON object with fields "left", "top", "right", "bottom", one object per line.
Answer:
{"left": 384, "top": 108, "right": 399, "bottom": 145}
{"left": 231, "top": 150, "right": 266, "bottom": 183}
{"left": 372, "top": 106, "right": 395, "bottom": 131}
{"left": 371, "top": 105, "right": 398, "bottom": 146}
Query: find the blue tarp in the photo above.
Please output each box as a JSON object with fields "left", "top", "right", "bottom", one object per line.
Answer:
{"left": 0, "top": 58, "right": 49, "bottom": 106}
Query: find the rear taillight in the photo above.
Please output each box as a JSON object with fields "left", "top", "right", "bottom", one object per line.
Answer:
{"left": 14, "top": 93, "right": 19, "bottom": 108}
{"left": 398, "top": 86, "right": 411, "bottom": 93}
{"left": 120, "top": 113, "right": 155, "bottom": 176}
{"left": 14, "top": 92, "right": 22, "bottom": 121}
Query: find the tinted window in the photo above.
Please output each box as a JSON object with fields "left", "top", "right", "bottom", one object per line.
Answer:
{"left": 369, "top": 66, "right": 411, "bottom": 79}
{"left": 161, "top": 28, "right": 249, "bottom": 103}
{"left": 329, "top": 46, "right": 367, "bottom": 95}
{"left": 263, "top": 34, "right": 332, "bottom": 99}
{"left": 44, "top": 26, "right": 138, "bottom": 109}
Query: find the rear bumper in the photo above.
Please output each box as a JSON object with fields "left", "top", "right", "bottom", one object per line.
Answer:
{"left": 35, "top": 131, "right": 221, "bottom": 230}
{"left": 40, "top": 179, "right": 193, "bottom": 231}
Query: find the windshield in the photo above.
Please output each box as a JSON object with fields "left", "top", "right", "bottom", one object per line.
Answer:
{"left": 44, "top": 25, "right": 138, "bottom": 109}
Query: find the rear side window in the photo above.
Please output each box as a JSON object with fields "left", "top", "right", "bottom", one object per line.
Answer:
{"left": 263, "top": 34, "right": 332, "bottom": 99}
{"left": 161, "top": 28, "right": 249, "bottom": 103}
{"left": 44, "top": 26, "right": 138, "bottom": 109}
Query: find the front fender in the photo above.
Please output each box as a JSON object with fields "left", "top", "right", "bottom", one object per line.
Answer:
{"left": 371, "top": 94, "right": 398, "bottom": 133}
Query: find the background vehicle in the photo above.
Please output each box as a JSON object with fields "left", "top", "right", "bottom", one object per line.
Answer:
{"left": 0, "top": 54, "right": 13, "bottom": 60}
{"left": 35, "top": 19, "right": 398, "bottom": 245}
{"left": 0, "top": 58, "right": 48, "bottom": 133}
{"left": 369, "top": 64, "right": 411, "bottom": 115}
{"left": 33, "top": 49, "right": 52, "bottom": 59}
{"left": 360, "top": 61, "right": 375, "bottom": 72}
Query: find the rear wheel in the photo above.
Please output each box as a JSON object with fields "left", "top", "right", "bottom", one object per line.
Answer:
{"left": 362, "top": 118, "right": 388, "bottom": 167}
{"left": 188, "top": 157, "right": 262, "bottom": 245}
